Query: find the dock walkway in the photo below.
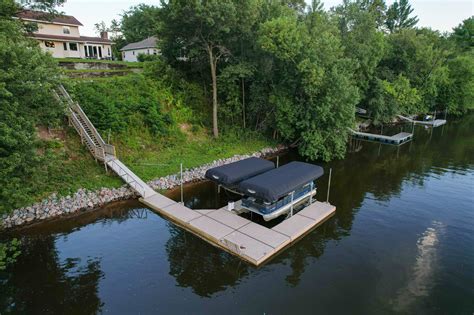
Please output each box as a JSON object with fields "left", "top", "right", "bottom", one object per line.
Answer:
{"left": 141, "top": 194, "right": 335, "bottom": 266}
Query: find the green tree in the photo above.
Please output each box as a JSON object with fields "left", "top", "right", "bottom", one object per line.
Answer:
{"left": 438, "top": 55, "right": 474, "bottom": 114}
{"left": 121, "top": 4, "right": 160, "bottom": 43}
{"left": 450, "top": 17, "right": 474, "bottom": 52}
{"left": 259, "top": 10, "right": 359, "bottom": 160}
{"left": 333, "top": 0, "right": 386, "bottom": 99}
{"left": 385, "top": 0, "right": 418, "bottom": 33}
{"left": 159, "top": 0, "right": 245, "bottom": 138}
{"left": 0, "top": 0, "right": 62, "bottom": 212}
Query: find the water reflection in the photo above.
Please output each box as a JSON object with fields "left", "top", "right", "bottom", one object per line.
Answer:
{"left": 393, "top": 221, "right": 445, "bottom": 311}
{"left": 165, "top": 225, "right": 251, "bottom": 297}
{"left": 0, "top": 235, "right": 103, "bottom": 314}
{"left": 164, "top": 116, "right": 473, "bottom": 295}
{"left": 0, "top": 115, "right": 472, "bottom": 312}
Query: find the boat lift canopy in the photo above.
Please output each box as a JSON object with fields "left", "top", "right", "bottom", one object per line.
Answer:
{"left": 238, "top": 161, "right": 324, "bottom": 203}
{"left": 205, "top": 157, "right": 275, "bottom": 187}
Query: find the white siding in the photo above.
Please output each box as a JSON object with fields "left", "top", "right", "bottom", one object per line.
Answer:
{"left": 122, "top": 48, "right": 160, "bottom": 62}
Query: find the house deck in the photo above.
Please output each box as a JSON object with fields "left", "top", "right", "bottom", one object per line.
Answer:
{"left": 140, "top": 194, "right": 336, "bottom": 266}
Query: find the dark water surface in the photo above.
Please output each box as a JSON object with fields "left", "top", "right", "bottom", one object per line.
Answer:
{"left": 1, "top": 116, "right": 473, "bottom": 314}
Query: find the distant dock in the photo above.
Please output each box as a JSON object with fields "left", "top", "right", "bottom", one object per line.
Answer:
{"left": 349, "top": 129, "right": 413, "bottom": 145}
{"left": 141, "top": 194, "right": 336, "bottom": 266}
{"left": 397, "top": 114, "right": 447, "bottom": 127}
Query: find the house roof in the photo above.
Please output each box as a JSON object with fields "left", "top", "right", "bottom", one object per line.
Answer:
{"left": 18, "top": 10, "right": 83, "bottom": 26}
{"left": 120, "top": 36, "right": 158, "bottom": 51}
{"left": 31, "top": 33, "right": 113, "bottom": 44}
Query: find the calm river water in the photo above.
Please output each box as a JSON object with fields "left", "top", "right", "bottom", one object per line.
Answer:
{"left": 1, "top": 116, "right": 473, "bottom": 314}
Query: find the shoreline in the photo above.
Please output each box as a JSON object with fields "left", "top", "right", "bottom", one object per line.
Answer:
{"left": 0, "top": 145, "right": 286, "bottom": 231}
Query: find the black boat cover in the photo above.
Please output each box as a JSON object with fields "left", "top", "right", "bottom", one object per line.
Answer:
{"left": 238, "top": 161, "right": 324, "bottom": 202}
{"left": 205, "top": 157, "right": 275, "bottom": 186}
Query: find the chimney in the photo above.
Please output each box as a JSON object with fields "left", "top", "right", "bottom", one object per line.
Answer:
{"left": 100, "top": 31, "right": 108, "bottom": 39}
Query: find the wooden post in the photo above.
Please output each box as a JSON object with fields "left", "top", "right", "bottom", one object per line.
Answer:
{"left": 276, "top": 156, "right": 279, "bottom": 168}
{"left": 180, "top": 163, "right": 184, "bottom": 204}
{"left": 326, "top": 168, "right": 332, "bottom": 203}
{"left": 444, "top": 107, "right": 448, "bottom": 120}
{"left": 290, "top": 192, "right": 294, "bottom": 217}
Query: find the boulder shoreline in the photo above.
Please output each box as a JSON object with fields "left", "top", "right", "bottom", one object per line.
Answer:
{"left": 1, "top": 146, "right": 286, "bottom": 230}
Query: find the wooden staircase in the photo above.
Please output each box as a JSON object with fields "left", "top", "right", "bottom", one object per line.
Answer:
{"left": 55, "top": 85, "right": 156, "bottom": 198}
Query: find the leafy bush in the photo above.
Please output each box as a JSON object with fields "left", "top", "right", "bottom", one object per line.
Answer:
{"left": 0, "top": 238, "right": 21, "bottom": 271}
{"left": 137, "top": 53, "right": 161, "bottom": 62}
{"left": 65, "top": 75, "right": 174, "bottom": 135}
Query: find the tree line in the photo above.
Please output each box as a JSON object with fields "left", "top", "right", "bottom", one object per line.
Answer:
{"left": 110, "top": 0, "right": 473, "bottom": 161}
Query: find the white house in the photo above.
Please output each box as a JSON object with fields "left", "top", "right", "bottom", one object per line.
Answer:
{"left": 17, "top": 10, "right": 113, "bottom": 59}
{"left": 120, "top": 36, "right": 159, "bottom": 62}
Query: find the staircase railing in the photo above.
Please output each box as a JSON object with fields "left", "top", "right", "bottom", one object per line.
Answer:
{"left": 69, "top": 108, "right": 106, "bottom": 161}
{"left": 57, "top": 84, "right": 115, "bottom": 162}
{"left": 57, "top": 84, "right": 151, "bottom": 198}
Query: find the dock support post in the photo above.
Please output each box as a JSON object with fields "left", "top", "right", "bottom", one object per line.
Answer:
{"left": 180, "top": 163, "right": 184, "bottom": 204}
{"left": 290, "top": 192, "right": 294, "bottom": 217}
{"left": 276, "top": 156, "right": 279, "bottom": 168}
{"left": 326, "top": 168, "right": 332, "bottom": 203}
{"left": 444, "top": 107, "right": 448, "bottom": 120}
{"left": 412, "top": 121, "right": 415, "bottom": 135}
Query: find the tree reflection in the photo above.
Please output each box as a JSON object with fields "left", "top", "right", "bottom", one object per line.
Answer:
{"left": 165, "top": 224, "right": 251, "bottom": 297}
{"left": 0, "top": 235, "right": 103, "bottom": 314}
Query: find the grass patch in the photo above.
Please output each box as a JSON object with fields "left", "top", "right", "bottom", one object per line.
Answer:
{"left": 114, "top": 128, "right": 276, "bottom": 181}
{"left": 7, "top": 126, "right": 274, "bottom": 213}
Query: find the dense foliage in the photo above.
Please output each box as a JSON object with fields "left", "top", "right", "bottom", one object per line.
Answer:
{"left": 0, "top": 0, "right": 63, "bottom": 212}
{"left": 65, "top": 76, "right": 173, "bottom": 135}
{"left": 148, "top": 0, "right": 472, "bottom": 160}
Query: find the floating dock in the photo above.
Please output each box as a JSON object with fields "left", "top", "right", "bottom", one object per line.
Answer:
{"left": 141, "top": 194, "right": 336, "bottom": 266}
{"left": 349, "top": 129, "right": 413, "bottom": 145}
{"left": 397, "top": 115, "right": 447, "bottom": 127}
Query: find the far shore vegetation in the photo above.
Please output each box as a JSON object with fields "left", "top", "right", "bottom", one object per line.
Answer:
{"left": 0, "top": 0, "right": 473, "bottom": 216}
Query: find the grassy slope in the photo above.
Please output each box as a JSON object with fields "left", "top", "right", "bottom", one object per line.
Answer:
{"left": 9, "top": 72, "right": 275, "bottom": 212}
{"left": 28, "top": 123, "right": 273, "bottom": 207}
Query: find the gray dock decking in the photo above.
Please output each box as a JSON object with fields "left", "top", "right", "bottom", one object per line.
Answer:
{"left": 350, "top": 129, "right": 413, "bottom": 145}
{"left": 141, "top": 194, "right": 336, "bottom": 266}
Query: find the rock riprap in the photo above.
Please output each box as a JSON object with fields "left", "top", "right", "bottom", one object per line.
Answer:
{"left": 1, "top": 146, "right": 285, "bottom": 229}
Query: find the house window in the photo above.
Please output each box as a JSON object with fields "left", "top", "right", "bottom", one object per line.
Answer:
{"left": 69, "top": 43, "right": 78, "bottom": 51}
{"left": 132, "top": 51, "right": 135, "bottom": 55}
{"left": 147, "top": 49, "right": 150, "bottom": 54}
{"left": 98, "top": 46, "right": 102, "bottom": 58}
{"left": 108, "top": 47, "right": 110, "bottom": 56}
{"left": 44, "top": 41, "right": 55, "bottom": 48}
{"left": 63, "top": 26, "right": 70, "bottom": 34}
{"left": 84, "top": 46, "right": 88, "bottom": 57}
{"left": 63, "top": 42, "right": 68, "bottom": 50}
